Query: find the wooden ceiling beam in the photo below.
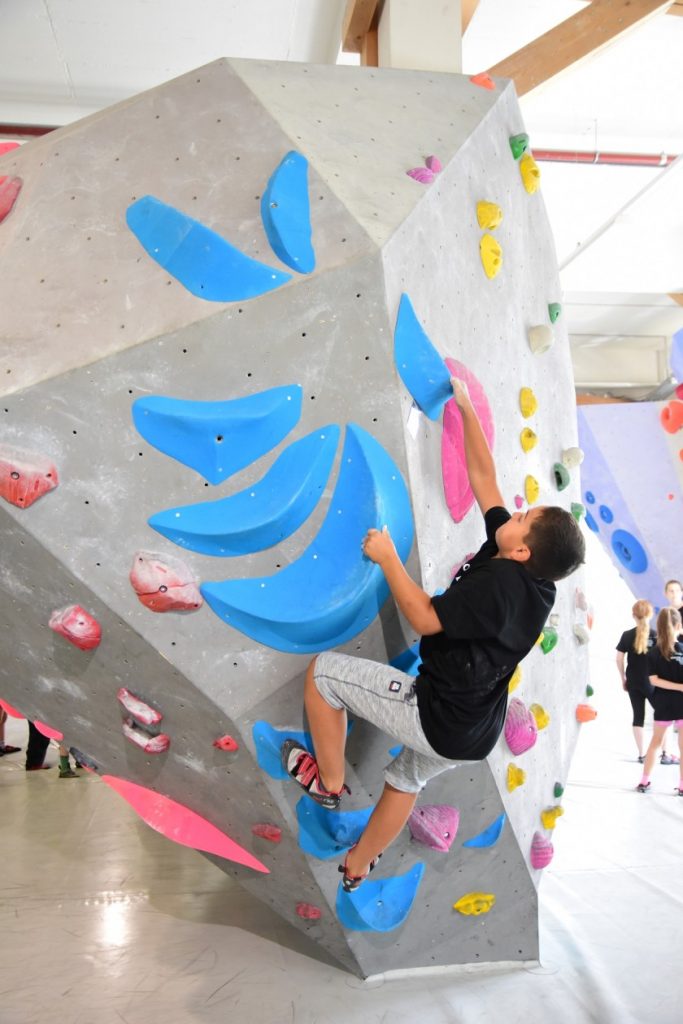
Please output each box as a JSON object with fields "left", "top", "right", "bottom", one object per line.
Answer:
{"left": 487, "top": 0, "right": 674, "bottom": 96}
{"left": 342, "top": 0, "right": 382, "bottom": 53}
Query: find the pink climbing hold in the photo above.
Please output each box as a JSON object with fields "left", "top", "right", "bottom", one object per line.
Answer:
{"left": 0, "top": 444, "right": 58, "bottom": 509}
{"left": 101, "top": 775, "right": 269, "bottom": 873}
{"left": 117, "top": 687, "right": 162, "bottom": 727}
{"left": 49, "top": 604, "right": 102, "bottom": 650}
{"left": 0, "top": 142, "right": 20, "bottom": 157}
{"left": 34, "top": 721, "right": 64, "bottom": 741}
{"left": 442, "top": 359, "right": 495, "bottom": 523}
{"left": 451, "top": 551, "right": 476, "bottom": 579}
{"left": 213, "top": 734, "right": 239, "bottom": 752}
{"left": 251, "top": 823, "right": 282, "bottom": 843}
{"left": 296, "top": 902, "right": 322, "bottom": 921}
{"left": 129, "top": 551, "right": 203, "bottom": 612}
{"left": 514, "top": 494, "right": 524, "bottom": 509}
{"left": 676, "top": 383, "right": 683, "bottom": 400}
{"left": 0, "top": 175, "right": 22, "bottom": 224}
{"left": 406, "top": 166, "right": 436, "bottom": 184}
{"left": 122, "top": 718, "right": 170, "bottom": 753}
{"left": 408, "top": 804, "right": 460, "bottom": 852}
{"left": 504, "top": 698, "right": 538, "bottom": 755}
{"left": 425, "top": 155, "right": 442, "bottom": 173}
{"left": 0, "top": 698, "right": 24, "bottom": 719}
{"left": 530, "top": 830, "right": 554, "bottom": 869}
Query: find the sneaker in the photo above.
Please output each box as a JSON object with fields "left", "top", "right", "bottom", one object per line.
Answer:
{"left": 637, "top": 755, "right": 645, "bottom": 764}
{"left": 676, "top": 788, "right": 683, "bottom": 797}
{"left": 338, "top": 845, "right": 382, "bottom": 893}
{"left": 660, "top": 753, "right": 680, "bottom": 765}
{"left": 636, "top": 781, "right": 651, "bottom": 793}
{"left": 281, "top": 740, "right": 349, "bottom": 810}
{"left": 59, "top": 767, "right": 79, "bottom": 779}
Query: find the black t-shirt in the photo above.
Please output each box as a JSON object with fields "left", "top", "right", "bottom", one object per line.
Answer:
{"left": 648, "top": 642, "right": 683, "bottom": 720}
{"left": 416, "top": 506, "right": 556, "bottom": 759}
{"left": 616, "top": 628, "right": 656, "bottom": 693}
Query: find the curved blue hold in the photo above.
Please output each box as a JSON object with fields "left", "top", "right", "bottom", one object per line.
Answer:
{"left": 296, "top": 798, "right": 373, "bottom": 860}
{"left": 261, "top": 151, "right": 315, "bottom": 274}
{"left": 462, "top": 812, "right": 506, "bottom": 848}
{"left": 611, "top": 529, "right": 648, "bottom": 574}
{"left": 394, "top": 294, "right": 452, "bottom": 420}
{"left": 584, "top": 491, "right": 596, "bottom": 505}
{"left": 201, "top": 424, "right": 414, "bottom": 653}
{"left": 132, "top": 385, "right": 302, "bottom": 484}
{"left": 585, "top": 511, "right": 599, "bottom": 533}
{"left": 148, "top": 426, "right": 339, "bottom": 555}
{"left": 336, "top": 863, "right": 425, "bottom": 933}
{"left": 252, "top": 722, "right": 312, "bottom": 780}
{"left": 390, "top": 643, "right": 420, "bottom": 677}
{"left": 599, "top": 504, "right": 614, "bottom": 524}
{"left": 126, "top": 195, "right": 291, "bottom": 300}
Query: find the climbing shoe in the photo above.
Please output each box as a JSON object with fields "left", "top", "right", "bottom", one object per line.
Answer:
{"left": 338, "top": 845, "right": 382, "bottom": 893}
{"left": 660, "top": 753, "right": 680, "bottom": 765}
{"left": 281, "top": 740, "right": 349, "bottom": 810}
{"left": 59, "top": 767, "right": 79, "bottom": 779}
{"left": 636, "top": 781, "right": 651, "bottom": 793}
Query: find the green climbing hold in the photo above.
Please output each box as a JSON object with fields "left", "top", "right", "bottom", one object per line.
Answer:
{"left": 553, "top": 782, "right": 564, "bottom": 799}
{"left": 553, "top": 462, "right": 570, "bottom": 491}
{"left": 548, "top": 303, "right": 562, "bottom": 323}
{"left": 540, "top": 626, "right": 558, "bottom": 655}
{"left": 509, "top": 133, "right": 529, "bottom": 160}
{"left": 571, "top": 502, "right": 585, "bottom": 522}
{"left": 586, "top": 684, "right": 594, "bottom": 697}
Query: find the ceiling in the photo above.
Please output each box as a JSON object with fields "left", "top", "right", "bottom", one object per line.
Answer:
{"left": 1, "top": 0, "right": 682, "bottom": 397}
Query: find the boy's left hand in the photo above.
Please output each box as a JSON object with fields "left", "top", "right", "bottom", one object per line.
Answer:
{"left": 362, "top": 526, "right": 396, "bottom": 566}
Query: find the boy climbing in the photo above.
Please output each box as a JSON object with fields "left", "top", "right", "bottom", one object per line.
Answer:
{"left": 282, "top": 378, "right": 585, "bottom": 891}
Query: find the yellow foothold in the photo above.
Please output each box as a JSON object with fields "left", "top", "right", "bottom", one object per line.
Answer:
{"left": 525, "top": 474, "right": 539, "bottom": 505}
{"left": 519, "top": 387, "right": 538, "bottom": 419}
{"left": 520, "top": 153, "right": 541, "bottom": 194}
{"left": 480, "top": 233, "right": 503, "bottom": 279}
{"left": 453, "top": 892, "right": 496, "bottom": 916}
{"left": 535, "top": 632, "right": 544, "bottom": 647}
{"left": 476, "top": 200, "right": 503, "bottom": 230}
{"left": 520, "top": 427, "right": 538, "bottom": 453}
{"left": 541, "top": 806, "right": 564, "bottom": 830}
{"left": 529, "top": 703, "right": 550, "bottom": 730}
{"left": 508, "top": 665, "right": 522, "bottom": 693}
{"left": 507, "top": 763, "right": 526, "bottom": 792}
{"left": 528, "top": 324, "right": 554, "bottom": 355}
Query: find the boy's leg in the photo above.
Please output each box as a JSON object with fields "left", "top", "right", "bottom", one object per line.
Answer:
{"left": 344, "top": 782, "right": 417, "bottom": 878}
{"left": 303, "top": 656, "right": 348, "bottom": 793}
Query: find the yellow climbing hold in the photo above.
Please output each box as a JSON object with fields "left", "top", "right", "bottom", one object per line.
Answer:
{"left": 453, "top": 892, "right": 496, "bottom": 916}
{"left": 535, "top": 632, "right": 544, "bottom": 647}
{"left": 508, "top": 665, "right": 522, "bottom": 693}
{"left": 525, "top": 474, "right": 539, "bottom": 504}
{"left": 476, "top": 201, "right": 503, "bottom": 230}
{"left": 480, "top": 234, "right": 503, "bottom": 279}
{"left": 519, "top": 387, "right": 538, "bottom": 419}
{"left": 541, "top": 806, "right": 564, "bottom": 830}
{"left": 507, "top": 763, "right": 526, "bottom": 792}
{"left": 529, "top": 703, "right": 550, "bottom": 730}
{"left": 520, "top": 153, "right": 541, "bottom": 194}
{"left": 520, "top": 427, "right": 538, "bottom": 453}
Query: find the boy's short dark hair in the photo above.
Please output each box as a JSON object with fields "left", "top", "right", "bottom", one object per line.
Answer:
{"left": 524, "top": 506, "right": 585, "bottom": 582}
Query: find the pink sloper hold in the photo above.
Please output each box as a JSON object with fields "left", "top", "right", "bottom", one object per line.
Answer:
{"left": 0, "top": 175, "right": 23, "bottom": 224}
{"left": 442, "top": 359, "right": 495, "bottom": 523}
{"left": 0, "top": 444, "right": 58, "bottom": 509}
{"left": 530, "top": 831, "right": 554, "bottom": 869}
{"left": 49, "top": 604, "right": 102, "bottom": 650}
{"left": 101, "top": 775, "right": 269, "bottom": 873}
{"left": 408, "top": 804, "right": 460, "bottom": 852}
{"left": 406, "top": 166, "right": 435, "bottom": 184}
{"left": 296, "top": 903, "right": 322, "bottom": 920}
{"left": 34, "top": 721, "right": 64, "bottom": 741}
{"left": 504, "top": 698, "right": 538, "bottom": 755}
{"left": 0, "top": 698, "right": 24, "bottom": 719}
{"left": 251, "top": 823, "right": 282, "bottom": 843}
{"left": 121, "top": 719, "right": 170, "bottom": 753}
{"left": 130, "top": 550, "right": 203, "bottom": 612}
{"left": 213, "top": 734, "right": 239, "bottom": 752}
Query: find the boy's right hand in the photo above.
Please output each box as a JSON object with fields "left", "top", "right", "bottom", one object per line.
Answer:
{"left": 450, "top": 377, "right": 472, "bottom": 410}
{"left": 362, "top": 526, "right": 396, "bottom": 567}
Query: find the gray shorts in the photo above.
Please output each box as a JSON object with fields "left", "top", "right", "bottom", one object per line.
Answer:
{"left": 313, "top": 651, "right": 475, "bottom": 793}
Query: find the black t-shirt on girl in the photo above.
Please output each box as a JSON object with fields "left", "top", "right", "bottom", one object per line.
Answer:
{"left": 616, "top": 628, "right": 656, "bottom": 694}
{"left": 416, "top": 506, "right": 556, "bottom": 760}
{"left": 648, "top": 642, "right": 683, "bottom": 720}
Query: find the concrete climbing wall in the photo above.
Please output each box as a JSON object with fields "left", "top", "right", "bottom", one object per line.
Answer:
{"left": 0, "top": 58, "right": 591, "bottom": 978}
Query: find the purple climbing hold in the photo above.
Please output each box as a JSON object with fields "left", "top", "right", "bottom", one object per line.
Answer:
{"left": 408, "top": 804, "right": 460, "bottom": 852}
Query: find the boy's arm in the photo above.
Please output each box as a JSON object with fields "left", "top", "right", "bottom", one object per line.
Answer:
{"left": 650, "top": 674, "right": 683, "bottom": 691}
{"left": 363, "top": 527, "right": 442, "bottom": 636}
{"left": 451, "top": 378, "right": 504, "bottom": 515}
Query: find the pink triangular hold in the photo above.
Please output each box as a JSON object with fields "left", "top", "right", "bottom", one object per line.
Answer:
{"left": 408, "top": 804, "right": 460, "bottom": 851}
{"left": 470, "top": 72, "right": 496, "bottom": 91}
{"left": 406, "top": 166, "right": 436, "bottom": 184}
{"left": 0, "top": 175, "right": 23, "bottom": 224}
{"left": 34, "top": 721, "right": 64, "bottom": 741}
{"left": 101, "top": 775, "right": 269, "bottom": 873}
{"left": 442, "top": 359, "right": 495, "bottom": 523}
{"left": 0, "top": 698, "right": 24, "bottom": 719}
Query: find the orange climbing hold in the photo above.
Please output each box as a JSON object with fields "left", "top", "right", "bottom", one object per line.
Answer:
{"left": 576, "top": 703, "right": 597, "bottom": 723}
{"left": 660, "top": 400, "right": 683, "bottom": 434}
{"left": 470, "top": 72, "right": 496, "bottom": 90}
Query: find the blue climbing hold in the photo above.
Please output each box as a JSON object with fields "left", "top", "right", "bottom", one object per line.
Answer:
{"left": 388, "top": 745, "right": 404, "bottom": 757}
{"left": 390, "top": 643, "right": 421, "bottom": 676}
{"left": 201, "top": 424, "right": 414, "bottom": 653}
{"left": 253, "top": 722, "right": 312, "bottom": 780}
{"left": 296, "top": 798, "right": 373, "bottom": 859}
{"left": 462, "top": 812, "right": 506, "bottom": 848}
{"left": 336, "top": 863, "right": 425, "bottom": 932}
{"left": 132, "top": 385, "right": 302, "bottom": 484}
{"left": 611, "top": 529, "right": 648, "bottom": 574}
{"left": 585, "top": 491, "right": 595, "bottom": 504}
{"left": 148, "top": 426, "right": 339, "bottom": 555}
{"left": 585, "top": 511, "right": 599, "bottom": 533}
{"left": 261, "top": 151, "right": 315, "bottom": 274}
{"left": 126, "top": 195, "right": 291, "bottom": 300}
{"left": 599, "top": 504, "right": 614, "bottom": 524}
{"left": 394, "top": 294, "right": 452, "bottom": 420}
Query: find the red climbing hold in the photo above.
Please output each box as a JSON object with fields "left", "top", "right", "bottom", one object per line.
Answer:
{"left": 470, "top": 72, "right": 495, "bottom": 90}
{"left": 660, "top": 400, "right": 683, "bottom": 434}
{"left": 130, "top": 551, "right": 203, "bottom": 612}
{"left": 213, "top": 734, "right": 239, "bottom": 752}
{"left": 0, "top": 175, "right": 22, "bottom": 224}
{"left": 0, "top": 698, "right": 24, "bottom": 719}
{"left": 0, "top": 142, "right": 20, "bottom": 157}
{"left": 122, "top": 718, "right": 171, "bottom": 753}
{"left": 49, "top": 604, "right": 102, "bottom": 650}
{"left": 296, "top": 902, "right": 322, "bottom": 921}
{"left": 0, "top": 444, "right": 58, "bottom": 509}
{"left": 117, "top": 687, "right": 162, "bottom": 727}
{"left": 676, "top": 384, "right": 683, "bottom": 400}
{"left": 251, "top": 823, "right": 282, "bottom": 843}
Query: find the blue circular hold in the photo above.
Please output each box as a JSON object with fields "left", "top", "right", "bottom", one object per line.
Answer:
{"left": 611, "top": 529, "right": 648, "bottom": 574}
{"left": 584, "top": 511, "right": 599, "bottom": 533}
{"left": 585, "top": 491, "right": 595, "bottom": 504}
{"left": 599, "top": 504, "right": 614, "bottom": 524}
